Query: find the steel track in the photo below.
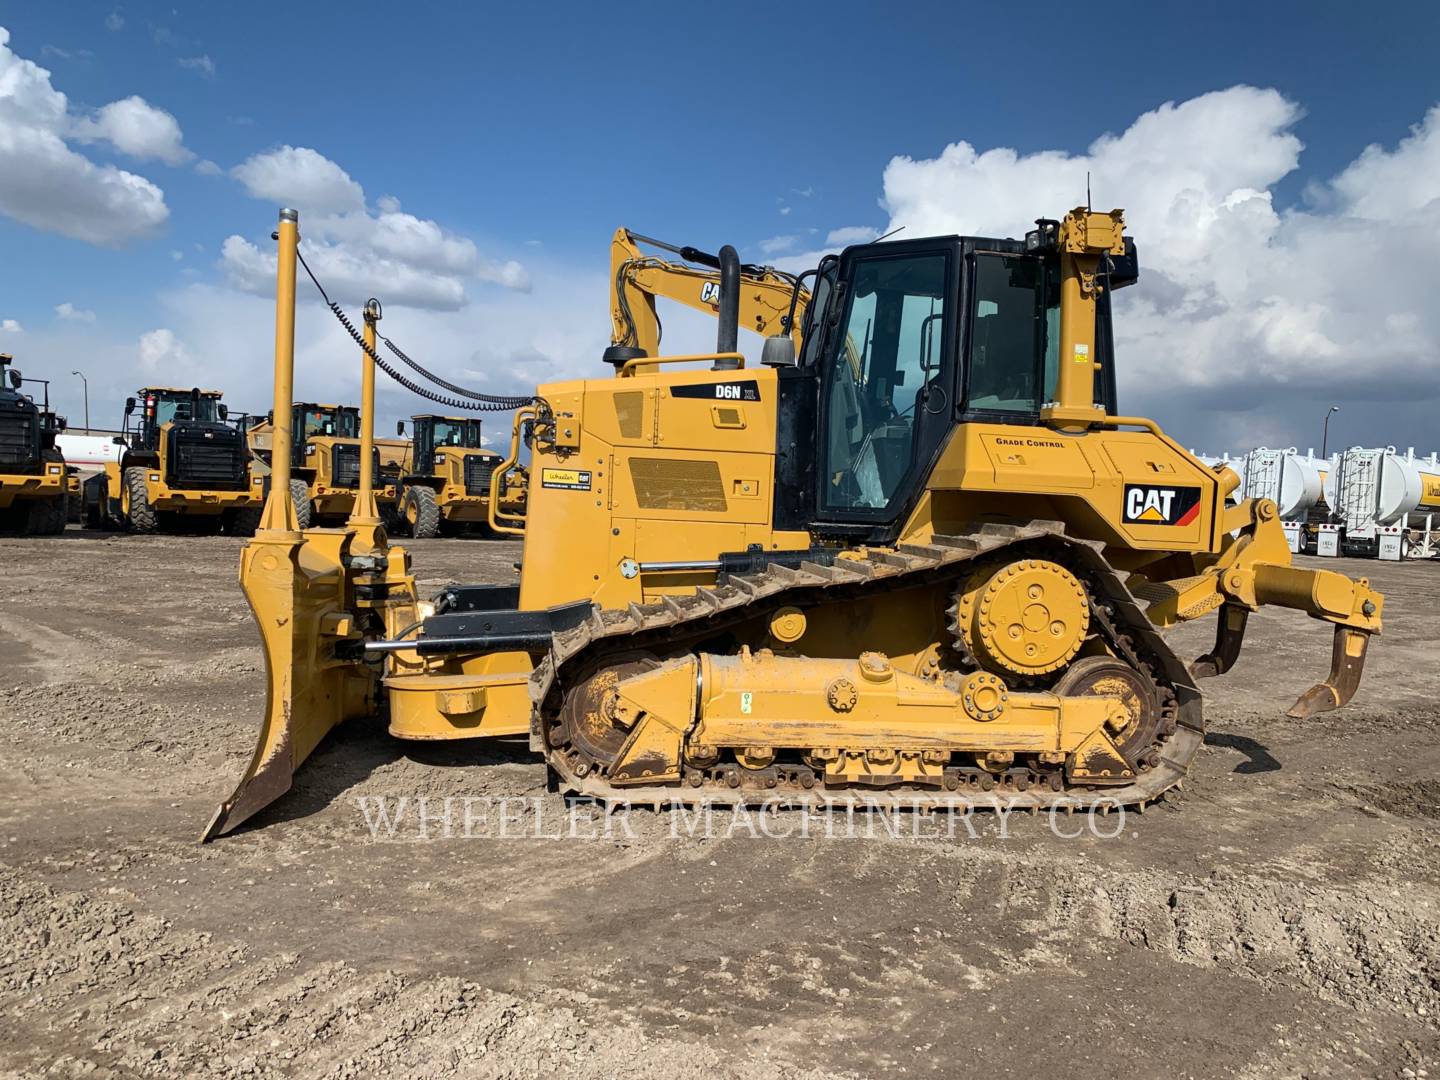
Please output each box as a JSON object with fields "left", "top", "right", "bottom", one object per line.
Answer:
{"left": 531, "top": 521, "right": 1204, "bottom": 811}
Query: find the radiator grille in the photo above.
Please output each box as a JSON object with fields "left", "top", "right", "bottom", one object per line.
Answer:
{"left": 629, "top": 457, "right": 727, "bottom": 512}
{"left": 330, "top": 444, "right": 381, "bottom": 489}
{"left": 463, "top": 454, "right": 497, "bottom": 496}
{"left": 0, "top": 408, "right": 38, "bottom": 472}
{"left": 168, "top": 426, "right": 247, "bottom": 489}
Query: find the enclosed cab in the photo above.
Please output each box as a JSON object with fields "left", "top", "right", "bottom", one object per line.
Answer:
{"left": 0, "top": 354, "right": 68, "bottom": 535}
{"left": 247, "top": 402, "right": 395, "bottom": 527}
{"left": 85, "top": 386, "right": 263, "bottom": 534}
{"left": 391, "top": 414, "right": 525, "bottom": 537}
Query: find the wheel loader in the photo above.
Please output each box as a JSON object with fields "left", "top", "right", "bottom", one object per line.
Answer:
{"left": 0, "top": 354, "right": 69, "bottom": 535}
{"left": 205, "top": 207, "right": 1383, "bottom": 839}
{"left": 391, "top": 414, "right": 526, "bottom": 537}
{"left": 246, "top": 402, "right": 397, "bottom": 527}
{"left": 84, "top": 386, "right": 263, "bottom": 535}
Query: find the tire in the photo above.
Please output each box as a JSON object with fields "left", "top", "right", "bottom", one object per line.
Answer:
{"left": 122, "top": 467, "right": 159, "bottom": 534}
{"left": 36, "top": 492, "right": 68, "bottom": 534}
{"left": 402, "top": 485, "right": 441, "bottom": 539}
{"left": 226, "top": 506, "right": 263, "bottom": 537}
{"left": 289, "top": 479, "right": 312, "bottom": 529}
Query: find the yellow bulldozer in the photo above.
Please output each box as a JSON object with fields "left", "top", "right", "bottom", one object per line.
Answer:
{"left": 205, "top": 207, "right": 1383, "bottom": 839}
{"left": 84, "top": 386, "right": 264, "bottom": 535}
{"left": 0, "top": 354, "right": 69, "bottom": 535}
{"left": 390, "top": 414, "right": 527, "bottom": 537}
{"left": 247, "top": 401, "right": 397, "bottom": 528}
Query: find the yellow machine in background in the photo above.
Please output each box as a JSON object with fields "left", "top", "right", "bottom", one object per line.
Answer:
{"left": 85, "top": 386, "right": 262, "bottom": 535}
{"left": 0, "top": 354, "right": 69, "bottom": 535}
{"left": 247, "top": 401, "right": 398, "bottom": 527}
{"left": 206, "top": 207, "right": 1383, "bottom": 839}
{"left": 391, "top": 414, "right": 526, "bottom": 537}
{"left": 606, "top": 227, "right": 806, "bottom": 366}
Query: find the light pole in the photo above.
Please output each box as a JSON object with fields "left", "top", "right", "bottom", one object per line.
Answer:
{"left": 71, "top": 370, "right": 89, "bottom": 433}
{"left": 1321, "top": 404, "right": 1340, "bottom": 460}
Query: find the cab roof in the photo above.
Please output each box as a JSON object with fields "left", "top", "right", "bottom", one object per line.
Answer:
{"left": 139, "top": 386, "right": 224, "bottom": 397}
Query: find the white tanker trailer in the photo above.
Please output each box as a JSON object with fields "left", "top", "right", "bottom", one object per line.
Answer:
{"left": 1323, "top": 447, "right": 1440, "bottom": 560}
{"left": 55, "top": 433, "right": 124, "bottom": 477}
{"left": 1236, "top": 447, "right": 1326, "bottom": 553}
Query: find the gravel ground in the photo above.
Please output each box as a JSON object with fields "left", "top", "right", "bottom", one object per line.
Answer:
{"left": 1, "top": 529, "right": 1437, "bottom": 1079}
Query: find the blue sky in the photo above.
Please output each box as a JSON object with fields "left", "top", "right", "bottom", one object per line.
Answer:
{"left": 0, "top": 1, "right": 1437, "bottom": 452}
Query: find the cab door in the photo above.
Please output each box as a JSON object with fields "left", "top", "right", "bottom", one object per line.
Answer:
{"left": 814, "top": 240, "right": 958, "bottom": 529}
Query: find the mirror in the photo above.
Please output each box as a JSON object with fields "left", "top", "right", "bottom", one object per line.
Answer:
{"left": 218, "top": 404, "right": 229, "bottom": 420}
{"left": 124, "top": 396, "right": 136, "bottom": 416}
{"left": 396, "top": 420, "right": 406, "bottom": 436}
{"left": 6, "top": 369, "right": 20, "bottom": 389}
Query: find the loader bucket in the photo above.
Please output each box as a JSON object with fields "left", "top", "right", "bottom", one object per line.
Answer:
{"left": 203, "top": 529, "right": 377, "bottom": 840}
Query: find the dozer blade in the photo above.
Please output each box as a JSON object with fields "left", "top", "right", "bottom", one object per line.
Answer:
{"left": 203, "top": 530, "right": 375, "bottom": 841}
{"left": 1287, "top": 625, "right": 1371, "bottom": 720}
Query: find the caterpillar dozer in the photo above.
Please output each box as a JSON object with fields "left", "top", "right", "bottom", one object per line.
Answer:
{"left": 390, "top": 414, "right": 526, "bottom": 537}
{"left": 0, "top": 354, "right": 69, "bottom": 535}
{"left": 205, "top": 207, "right": 1383, "bottom": 839}
{"left": 246, "top": 402, "right": 397, "bottom": 528}
{"left": 84, "top": 386, "right": 262, "bottom": 535}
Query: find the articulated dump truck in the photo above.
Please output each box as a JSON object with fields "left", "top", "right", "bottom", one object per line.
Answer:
{"left": 205, "top": 207, "right": 1383, "bottom": 839}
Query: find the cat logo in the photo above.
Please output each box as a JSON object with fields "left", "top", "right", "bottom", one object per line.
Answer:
{"left": 1122, "top": 484, "right": 1202, "bottom": 526}
{"left": 700, "top": 281, "right": 720, "bottom": 305}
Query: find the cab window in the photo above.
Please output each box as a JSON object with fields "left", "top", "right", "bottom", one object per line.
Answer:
{"left": 821, "top": 252, "right": 947, "bottom": 511}
{"left": 965, "top": 254, "right": 1045, "bottom": 414}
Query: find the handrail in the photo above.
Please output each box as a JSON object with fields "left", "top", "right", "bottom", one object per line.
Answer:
{"left": 488, "top": 404, "right": 535, "bottom": 536}
{"left": 1102, "top": 415, "right": 1163, "bottom": 436}
{"left": 619, "top": 352, "right": 745, "bottom": 377}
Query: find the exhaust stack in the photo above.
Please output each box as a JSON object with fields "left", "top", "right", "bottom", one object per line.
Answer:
{"left": 714, "top": 244, "right": 740, "bottom": 370}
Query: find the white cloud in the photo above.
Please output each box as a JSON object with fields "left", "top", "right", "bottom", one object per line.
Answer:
{"left": 193, "top": 158, "right": 221, "bottom": 176}
{"left": 825, "top": 226, "right": 879, "bottom": 246}
{"left": 223, "top": 145, "right": 529, "bottom": 310}
{"left": 55, "top": 302, "right": 95, "bottom": 322}
{"left": 138, "top": 257, "right": 616, "bottom": 430}
{"left": 0, "top": 27, "right": 170, "bottom": 246}
{"left": 72, "top": 95, "right": 191, "bottom": 164}
{"left": 105, "top": 11, "right": 123, "bottom": 31}
{"left": 231, "top": 145, "right": 365, "bottom": 215}
{"left": 178, "top": 54, "right": 215, "bottom": 78}
{"left": 758, "top": 234, "right": 798, "bottom": 255}
{"left": 1, "top": 319, "right": 22, "bottom": 333}
{"left": 137, "top": 327, "right": 188, "bottom": 372}
{"left": 41, "top": 45, "right": 92, "bottom": 62}
{"left": 778, "top": 206, "right": 792, "bottom": 216}
{"left": 875, "top": 87, "right": 1440, "bottom": 450}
